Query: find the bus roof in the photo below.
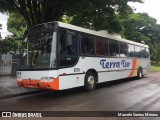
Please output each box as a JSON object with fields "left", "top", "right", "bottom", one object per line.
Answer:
{"left": 56, "top": 21, "right": 149, "bottom": 48}
{"left": 27, "top": 21, "right": 149, "bottom": 48}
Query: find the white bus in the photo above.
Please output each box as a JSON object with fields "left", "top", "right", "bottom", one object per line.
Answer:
{"left": 17, "top": 21, "right": 150, "bottom": 91}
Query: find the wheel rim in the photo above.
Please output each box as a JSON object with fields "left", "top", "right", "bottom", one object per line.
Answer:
{"left": 87, "top": 75, "right": 95, "bottom": 87}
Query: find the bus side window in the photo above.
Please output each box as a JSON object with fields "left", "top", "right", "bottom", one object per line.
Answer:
{"left": 135, "top": 46, "right": 141, "bottom": 58}
{"left": 146, "top": 48, "right": 150, "bottom": 58}
{"left": 119, "top": 42, "right": 128, "bottom": 57}
{"left": 80, "top": 34, "right": 95, "bottom": 55}
{"left": 67, "top": 34, "right": 78, "bottom": 56}
{"left": 109, "top": 39, "right": 119, "bottom": 57}
{"left": 95, "top": 37, "right": 109, "bottom": 56}
{"left": 141, "top": 47, "right": 147, "bottom": 58}
{"left": 59, "top": 30, "right": 79, "bottom": 67}
{"left": 127, "top": 44, "right": 135, "bottom": 57}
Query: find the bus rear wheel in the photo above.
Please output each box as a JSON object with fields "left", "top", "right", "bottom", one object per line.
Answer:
{"left": 137, "top": 68, "right": 143, "bottom": 79}
{"left": 85, "top": 72, "right": 96, "bottom": 91}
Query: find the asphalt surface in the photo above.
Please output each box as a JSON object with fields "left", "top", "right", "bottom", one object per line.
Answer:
{"left": 0, "top": 75, "right": 45, "bottom": 98}
{"left": 0, "top": 72, "right": 160, "bottom": 120}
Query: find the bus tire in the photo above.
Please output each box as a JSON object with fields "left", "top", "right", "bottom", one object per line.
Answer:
{"left": 137, "top": 67, "right": 143, "bottom": 79}
{"left": 85, "top": 71, "right": 96, "bottom": 91}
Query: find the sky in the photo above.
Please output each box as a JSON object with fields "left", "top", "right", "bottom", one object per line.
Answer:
{"left": 0, "top": 0, "right": 160, "bottom": 39}
{"left": 0, "top": 13, "right": 9, "bottom": 39}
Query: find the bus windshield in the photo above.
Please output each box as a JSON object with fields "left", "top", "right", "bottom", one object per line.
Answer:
{"left": 19, "top": 23, "right": 57, "bottom": 69}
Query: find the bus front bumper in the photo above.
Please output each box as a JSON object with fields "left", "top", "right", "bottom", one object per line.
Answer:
{"left": 17, "top": 77, "right": 59, "bottom": 90}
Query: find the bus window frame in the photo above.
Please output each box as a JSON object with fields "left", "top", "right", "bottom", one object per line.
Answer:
{"left": 79, "top": 33, "right": 96, "bottom": 57}
{"left": 135, "top": 45, "right": 141, "bottom": 58}
{"left": 145, "top": 47, "right": 150, "bottom": 59}
{"left": 108, "top": 39, "right": 120, "bottom": 57}
{"left": 127, "top": 43, "right": 135, "bottom": 58}
{"left": 18, "top": 24, "right": 59, "bottom": 71}
{"left": 95, "top": 36, "right": 110, "bottom": 57}
{"left": 119, "top": 41, "right": 128, "bottom": 58}
{"left": 58, "top": 27, "right": 80, "bottom": 68}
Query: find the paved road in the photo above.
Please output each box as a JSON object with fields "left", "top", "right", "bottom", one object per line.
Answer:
{"left": 0, "top": 75, "right": 43, "bottom": 98}
{"left": 0, "top": 72, "right": 160, "bottom": 119}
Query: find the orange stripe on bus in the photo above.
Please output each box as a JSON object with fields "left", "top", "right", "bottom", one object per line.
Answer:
{"left": 52, "top": 77, "right": 59, "bottom": 90}
{"left": 128, "top": 59, "right": 137, "bottom": 78}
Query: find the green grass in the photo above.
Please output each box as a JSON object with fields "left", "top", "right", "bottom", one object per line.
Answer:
{"left": 151, "top": 64, "right": 160, "bottom": 72}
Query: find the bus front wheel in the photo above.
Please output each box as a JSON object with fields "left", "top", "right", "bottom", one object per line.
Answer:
{"left": 85, "top": 71, "right": 96, "bottom": 91}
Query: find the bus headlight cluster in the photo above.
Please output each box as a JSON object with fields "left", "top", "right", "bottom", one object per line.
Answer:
{"left": 17, "top": 76, "right": 22, "bottom": 81}
{"left": 40, "top": 77, "right": 54, "bottom": 82}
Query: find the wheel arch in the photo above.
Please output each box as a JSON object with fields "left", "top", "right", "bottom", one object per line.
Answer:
{"left": 86, "top": 69, "right": 98, "bottom": 83}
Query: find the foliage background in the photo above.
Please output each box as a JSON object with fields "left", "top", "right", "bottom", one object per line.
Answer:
{"left": 1, "top": 0, "right": 160, "bottom": 63}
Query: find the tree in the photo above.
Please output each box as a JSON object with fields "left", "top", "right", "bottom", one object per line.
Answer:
{"left": 0, "top": 37, "right": 18, "bottom": 54}
{"left": 7, "top": 12, "right": 27, "bottom": 38}
{"left": 70, "top": 0, "right": 137, "bottom": 33}
{"left": 0, "top": 0, "right": 143, "bottom": 33}
{"left": 0, "top": 12, "right": 26, "bottom": 54}
{"left": 122, "top": 13, "right": 160, "bottom": 62}
{"left": 123, "top": 13, "right": 160, "bottom": 42}
{"left": 70, "top": 6, "right": 123, "bottom": 33}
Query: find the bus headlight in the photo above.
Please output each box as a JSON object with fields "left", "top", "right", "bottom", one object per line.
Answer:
{"left": 40, "top": 77, "right": 54, "bottom": 82}
{"left": 17, "top": 76, "right": 22, "bottom": 81}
